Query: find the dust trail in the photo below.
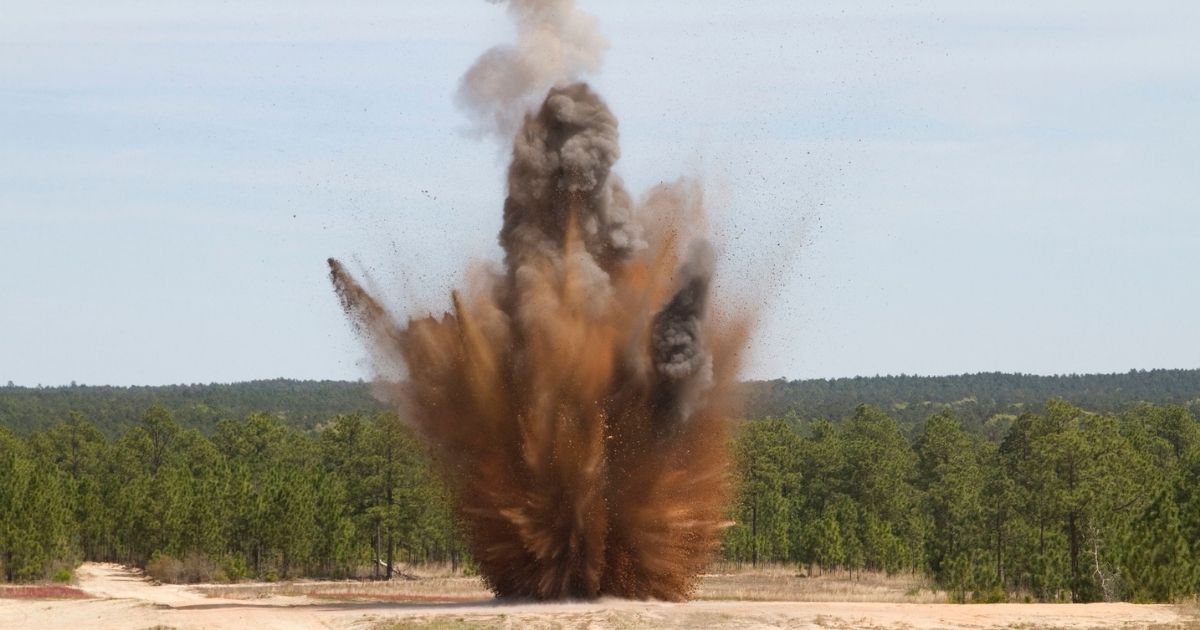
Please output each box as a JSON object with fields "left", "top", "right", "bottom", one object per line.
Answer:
{"left": 330, "top": 1, "right": 753, "bottom": 601}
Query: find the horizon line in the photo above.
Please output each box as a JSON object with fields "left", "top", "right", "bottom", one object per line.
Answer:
{"left": 5, "top": 366, "right": 1199, "bottom": 390}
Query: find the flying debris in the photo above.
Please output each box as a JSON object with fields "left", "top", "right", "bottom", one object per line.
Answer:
{"left": 329, "top": 0, "right": 754, "bottom": 601}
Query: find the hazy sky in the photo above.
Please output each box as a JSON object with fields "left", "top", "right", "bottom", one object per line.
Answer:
{"left": 2, "top": 1, "right": 1197, "bottom": 387}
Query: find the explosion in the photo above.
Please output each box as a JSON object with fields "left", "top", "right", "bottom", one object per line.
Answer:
{"left": 329, "top": 0, "right": 752, "bottom": 600}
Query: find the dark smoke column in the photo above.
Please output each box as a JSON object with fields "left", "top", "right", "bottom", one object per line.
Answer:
{"left": 329, "top": 10, "right": 752, "bottom": 602}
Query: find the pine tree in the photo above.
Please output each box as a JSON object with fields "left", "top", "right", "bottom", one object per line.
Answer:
{"left": 916, "top": 411, "right": 988, "bottom": 593}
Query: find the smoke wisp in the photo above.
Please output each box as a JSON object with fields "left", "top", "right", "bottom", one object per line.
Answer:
{"left": 456, "top": 0, "right": 608, "bottom": 138}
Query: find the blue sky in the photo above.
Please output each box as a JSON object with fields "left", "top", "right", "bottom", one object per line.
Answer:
{"left": 2, "top": 1, "right": 1197, "bottom": 386}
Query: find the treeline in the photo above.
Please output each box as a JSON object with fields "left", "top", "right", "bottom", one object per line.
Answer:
{"left": 4, "top": 369, "right": 1198, "bottom": 437}
{"left": 724, "top": 402, "right": 1200, "bottom": 602}
{"left": 0, "top": 407, "right": 462, "bottom": 583}
{"left": 745, "top": 369, "right": 1200, "bottom": 435}
{"left": 3, "top": 401, "right": 1199, "bottom": 603}
{"left": 0, "top": 379, "right": 385, "bottom": 436}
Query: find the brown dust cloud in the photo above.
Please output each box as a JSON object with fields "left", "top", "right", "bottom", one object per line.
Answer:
{"left": 329, "top": 0, "right": 754, "bottom": 600}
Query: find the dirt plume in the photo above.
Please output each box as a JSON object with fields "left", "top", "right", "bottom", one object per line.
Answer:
{"left": 329, "top": 1, "right": 752, "bottom": 601}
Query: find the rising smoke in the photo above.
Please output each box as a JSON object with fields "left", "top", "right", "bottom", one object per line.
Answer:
{"left": 456, "top": 0, "right": 608, "bottom": 138}
{"left": 329, "top": 0, "right": 752, "bottom": 600}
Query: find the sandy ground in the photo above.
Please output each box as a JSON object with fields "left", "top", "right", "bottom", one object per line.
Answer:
{"left": 0, "top": 562, "right": 1194, "bottom": 630}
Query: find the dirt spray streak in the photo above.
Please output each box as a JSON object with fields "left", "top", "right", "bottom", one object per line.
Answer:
{"left": 329, "top": 3, "right": 752, "bottom": 602}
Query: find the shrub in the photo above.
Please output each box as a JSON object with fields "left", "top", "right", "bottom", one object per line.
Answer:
{"left": 183, "top": 553, "right": 225, "bottom": 583}
{"left": 43, "top": 559, "right": 77, "bottom": 584}
{"left": 147, "top": 553, "right": 224, "bottom": 584}
{"left": 146, "top": 554, "right": 185, "bottom": 583}
{"left": 220, "top": 555, "right": 247, "bottom": 583}
{"left": 972, "top": 586, "right": 1008, "bottom": 603}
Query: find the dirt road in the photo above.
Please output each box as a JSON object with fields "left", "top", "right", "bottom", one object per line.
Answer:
{"left": 0, "top": 562, "right": 1193, "bottom": 629}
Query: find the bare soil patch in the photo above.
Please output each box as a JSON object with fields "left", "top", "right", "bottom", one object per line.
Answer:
{"left": 0, "top": 562, "right": 1194, "bottom": 630}
{"left": 0, "top": 585, "right": 90, "bottom": 600}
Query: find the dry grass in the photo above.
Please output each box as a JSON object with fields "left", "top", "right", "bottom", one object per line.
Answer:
{"left": 368, "top": 610, "right": 707, "bottom": 630}
{"left": 145, "top": 553, "right": 225, "bottom": 584}
{"left": 392, "top": 562, "right": 477, "bottom": 578}
{"left": 193, "top": 565, "right": 945, "bottom": 605}
{"left": 695, "top": 564, "right": 946, "bottom": 603}
{"left": 371, "top": 619, "right": 493, "bottom": 630}
{"left": 359, "top": 599, "right": 1200, "bottom": 630}
{"left": 0, "top": 585, "right": 90, "bottom": 600}
{"left": 1173, "top": 599, "right": 1200, "bottom": 626}
{"left": 193, "top": 576, "right": 492, "bottom": 602}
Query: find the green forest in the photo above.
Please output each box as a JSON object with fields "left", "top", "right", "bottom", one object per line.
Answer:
{"left": 4, "top": 368, "right": 1198, "bottom": 436}
{"left": 723, "top": 402, "right": 1200, "bottom": 603}
{"left": 0, "top": 408, "right": 463, "bottom": 584}
{"left": 2, "top": 372, "right": 1199, "bottom": 603}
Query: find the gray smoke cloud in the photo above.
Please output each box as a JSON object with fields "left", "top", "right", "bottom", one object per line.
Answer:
{"left": 500, "top": 83, "right": 641, "bottom": 273}
{"left": 649, "top": 241, "right": 716, "bottom": 425}
{"left": 457, "top": 0, "right": 609, "bottom": 138}
{"left": 652, "top": 241, "right": 715, "bottom": 382}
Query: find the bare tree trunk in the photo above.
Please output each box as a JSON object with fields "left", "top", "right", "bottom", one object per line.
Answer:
{"left": 750, "top": 503, "right": 758, "bottom": 567}
{"left": 1068, "top": 511, "right": 1080, "bottom": 602}
{"left": 995, "top": 509, "right": 1004, "bottom": 585}
{"left": 386, "top": 533, "right": 394, "bottom": 582}
{"left": 372, "top": 525, "right": 381, "bottom": 580}
{"left": 1089, "top": 523, "right": 1118, "bottom": 602}
{"left": 384, "top": 434, "right": 395, "bottom": 580}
